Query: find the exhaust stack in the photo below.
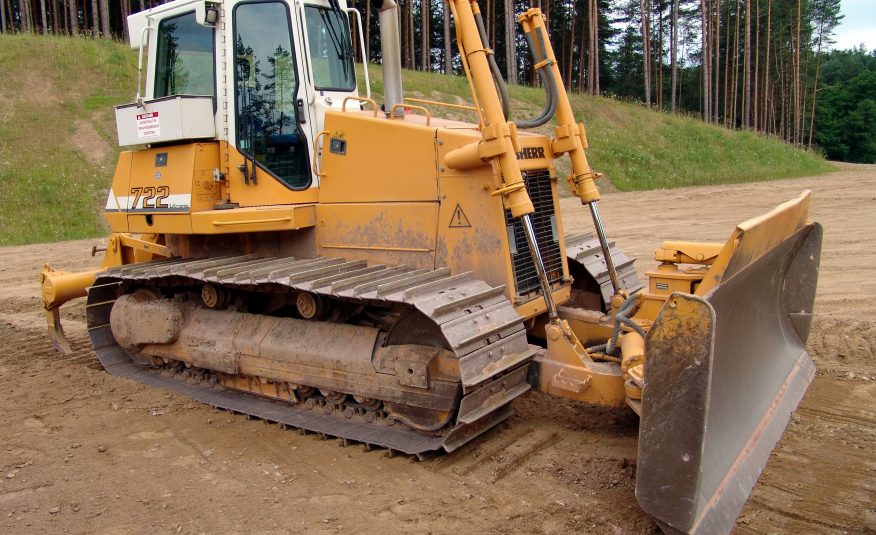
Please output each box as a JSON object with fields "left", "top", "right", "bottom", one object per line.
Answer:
{"left": 378, "top": 0, "right": 404, "bottom": 116}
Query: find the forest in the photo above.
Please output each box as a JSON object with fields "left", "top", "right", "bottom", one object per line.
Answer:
{"left": 1, "top": 0, "right": 872, "bottom": 163}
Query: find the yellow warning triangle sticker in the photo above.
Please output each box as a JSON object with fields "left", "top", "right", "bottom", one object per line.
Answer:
{"left": 449, "top": 204, "right": 472, "bottom": 228}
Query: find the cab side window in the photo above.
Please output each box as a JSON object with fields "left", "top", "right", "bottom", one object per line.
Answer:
{"left": 154, "top": 12, "right": 216, "bottom": 98}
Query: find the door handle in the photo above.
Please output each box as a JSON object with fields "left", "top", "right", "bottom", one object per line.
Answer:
{"left": 297, "top": 98, "right": 307, "bottom": 124}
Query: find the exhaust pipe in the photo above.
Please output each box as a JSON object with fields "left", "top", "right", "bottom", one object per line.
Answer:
{"left": 377, "top": 0, "right": 404, "bottom": 116}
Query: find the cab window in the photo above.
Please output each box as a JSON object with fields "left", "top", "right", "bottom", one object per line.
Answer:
{"left": 154, "top": 12, "right": 216, "bottom": 98}
{"left": 304, "top": 6, "right": 356, "bottom": 91}
{"left": 234, "top": 1, "right": 310, "bottom": 189}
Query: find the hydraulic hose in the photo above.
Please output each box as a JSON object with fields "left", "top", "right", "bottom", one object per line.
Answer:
{"left": 587, "top": 294, "right": 645, "bottom": 356}
{"left": 514, "top": 26, "right": 558, "bottom": 129}
{"left": 473, "top": 11, "right": 511, "bottom": 120}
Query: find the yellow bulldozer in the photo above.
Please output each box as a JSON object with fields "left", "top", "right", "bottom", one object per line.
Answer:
{"left": 40, "top": 0, "right": 822, "bottom": 532}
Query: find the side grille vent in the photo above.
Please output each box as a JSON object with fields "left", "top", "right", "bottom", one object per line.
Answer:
{"left": 504, "top": 169, "right": 563, "bottom": 296}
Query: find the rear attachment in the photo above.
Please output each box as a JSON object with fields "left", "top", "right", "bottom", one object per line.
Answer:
{"left": 636, "top": 192, "right": 822, "bottom": 534}
{"left": 85, "top": 256, "right": 535, "bottom": 456}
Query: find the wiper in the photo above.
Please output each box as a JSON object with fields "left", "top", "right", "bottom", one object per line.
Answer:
{"left": 318, "top": 10, "right": 352, "bottom": 77}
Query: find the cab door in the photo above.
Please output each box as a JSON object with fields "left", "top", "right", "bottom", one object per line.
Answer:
{"left": 229, "top": 0, "right": 313, "bottom": 192}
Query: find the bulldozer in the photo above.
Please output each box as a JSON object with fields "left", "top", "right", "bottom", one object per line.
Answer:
{"left": 39, "top": 0, "right": 822, "bottom": 532}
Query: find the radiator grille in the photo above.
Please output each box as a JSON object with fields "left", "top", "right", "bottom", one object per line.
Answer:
{"left": 504, "top": 169, "right": 563, "bottom": 296}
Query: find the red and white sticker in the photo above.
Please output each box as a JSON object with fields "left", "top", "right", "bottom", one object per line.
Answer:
{"left": 136, "top": 111, "right": 161, "bottom": 139}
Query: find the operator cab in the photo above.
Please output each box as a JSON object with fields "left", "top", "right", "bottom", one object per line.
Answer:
{"left": 123, "top": 0, "right": 365, "bottom": 191}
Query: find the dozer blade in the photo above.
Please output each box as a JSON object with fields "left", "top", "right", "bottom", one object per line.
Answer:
{"left": 636, "top": 192, "right": 822, "bottom": 534}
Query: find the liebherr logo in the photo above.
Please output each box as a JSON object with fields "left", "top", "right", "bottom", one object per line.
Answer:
{"left": 516, "top": 147, "right": 546, "bottom": 160}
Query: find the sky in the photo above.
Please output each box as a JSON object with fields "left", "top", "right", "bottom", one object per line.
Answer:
{"left": 830, "top": 0, "right": 876, "bottom": 51}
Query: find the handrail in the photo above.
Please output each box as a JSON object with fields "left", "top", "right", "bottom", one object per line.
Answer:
{"left": 312, "top": 130, "right": 329, "bottom": 177}
{"left": 404, "top": 97, "right": 477, "bottom": 112}
{"left": 391, "top": 104, "right": 431, "bottom": 125}
{"left": 341, "top": 96, "right": 379, "bottom": 116}
{"left": 135, "top": 25, "right": 152, "bottom": 105}
{"left": 347, "top": 7, "right": 371, "bottom": 99}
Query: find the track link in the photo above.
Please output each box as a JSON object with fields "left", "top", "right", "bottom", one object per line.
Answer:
{"left": 565, "top": 233, "right": 642, "bottom": 306}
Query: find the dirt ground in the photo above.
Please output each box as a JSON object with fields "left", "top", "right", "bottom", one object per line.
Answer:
{"left": 1, "top": 164, "right": 874, "bottom": 534}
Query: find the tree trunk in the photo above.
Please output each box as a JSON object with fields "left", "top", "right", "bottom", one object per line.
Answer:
{"left": 587, "top": 0, "right": 595, "bottom": 94}
{"left": 753, "top": 0, "right": 759, "bottom": 130}
{"left": 39, "top": 0, "right": 46, "bottom": 33}
{"left": 713, "top": 0, "right": 720, "bottom": 123}
{"left": 68, "top": 0, "right": 78, "bottom": 35}
{"left": 18, "top": 0, "right": 30, "bottom": 33}
{"left": 503, "top": 0, "right": 516, "bottom": 84}
{"left": 90, "top": 0, "right": 96, "bottom": 34}
{"left": 61, "top": 0, "right": 68, "bottom": 33}
{"left": 723, "top": 0, "right": 732, "bottom": 125}
{"left": 123, "top": 0, "right": 132, "bottom": 42}
{"left": 365, "top": 0, "right": 370, "bottom": 62}
{"left": 794, "top": 0, "right": 801, "bottom": 145}
{"left": 762, "top": 0, "right": 770, "bottom": 133}
{"left": 678, "top": 35, "right": 684, "bottom": 105}
{"left": 577, "top": 9, "right": 586, "bottom": 91}
{"left": 401, "top": 0, "right": 408, "bottom": 68}
{"left": 657, "top": 1, "right": 663, "bottom": 109}
{"left": 408, "top": 0, "right": 415, "bottom": 69}
{"left": 700, "top": 0, "right": 710, "bottom": 122}
{"left": 640, "top": 0, "right": 651, "bottom": 106}
{"left": 17, "top": 0, "right": 23, "bottom": 31}
{"left": 443, "top": 0, "right": 451, "bottom": 74}
{"left": 409, "top": 0, "right": 415, "bottom": 68}
{"left": 742, "top": 0, "right": 750, "bottom": 127}
{"left": 0, "top": 0, "right": 6, "bottom": 33}
{"left": 568, "top": 7, "right": 576, "bottom": 88}
{"left": 725, "top": 0, "right": 740, "bottom": 128}
{"left": 593, "top": 0, "right": 599, "bottom": 93}
{"left": 670, "top": 0, "right": 678, "bottom": 111}
{"left": 99, "top": 0, "right": 108, "bottom": 38}
{"left": 421, "top": 0, "right": 430, "bottom": 71}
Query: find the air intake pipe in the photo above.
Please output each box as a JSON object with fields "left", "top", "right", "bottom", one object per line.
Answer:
{"left": 377, "top": 0, "right": 404, "bottom": 116}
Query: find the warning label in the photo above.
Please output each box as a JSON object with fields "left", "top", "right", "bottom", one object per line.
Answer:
{"left": 449, "top": 204, "right": 472, "bottom": 228}
{"left": 136, "top": 111, "right": 160, "bottom": 139}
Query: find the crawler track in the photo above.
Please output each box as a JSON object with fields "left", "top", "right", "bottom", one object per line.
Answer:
{"left": 85, "top": 254, "right": 536, "bottom": 455}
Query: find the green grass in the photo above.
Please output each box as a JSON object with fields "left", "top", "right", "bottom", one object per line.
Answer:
{"left": 0, "top": 34, "right": 136, "bottom": 246}
{"left": 0, "top": 34, "right": 833, "bottom": 246}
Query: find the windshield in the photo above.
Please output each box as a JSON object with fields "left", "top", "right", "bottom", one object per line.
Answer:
{"left": 304, "top": 5, "right": 356, "bottom": 91}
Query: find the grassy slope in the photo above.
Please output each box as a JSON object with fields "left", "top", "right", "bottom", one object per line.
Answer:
{"left": 0, "top": 35, "right": 833, "bottom": 246}
{"left": 0, "top": 34, "right": 136, "bottom": 245}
